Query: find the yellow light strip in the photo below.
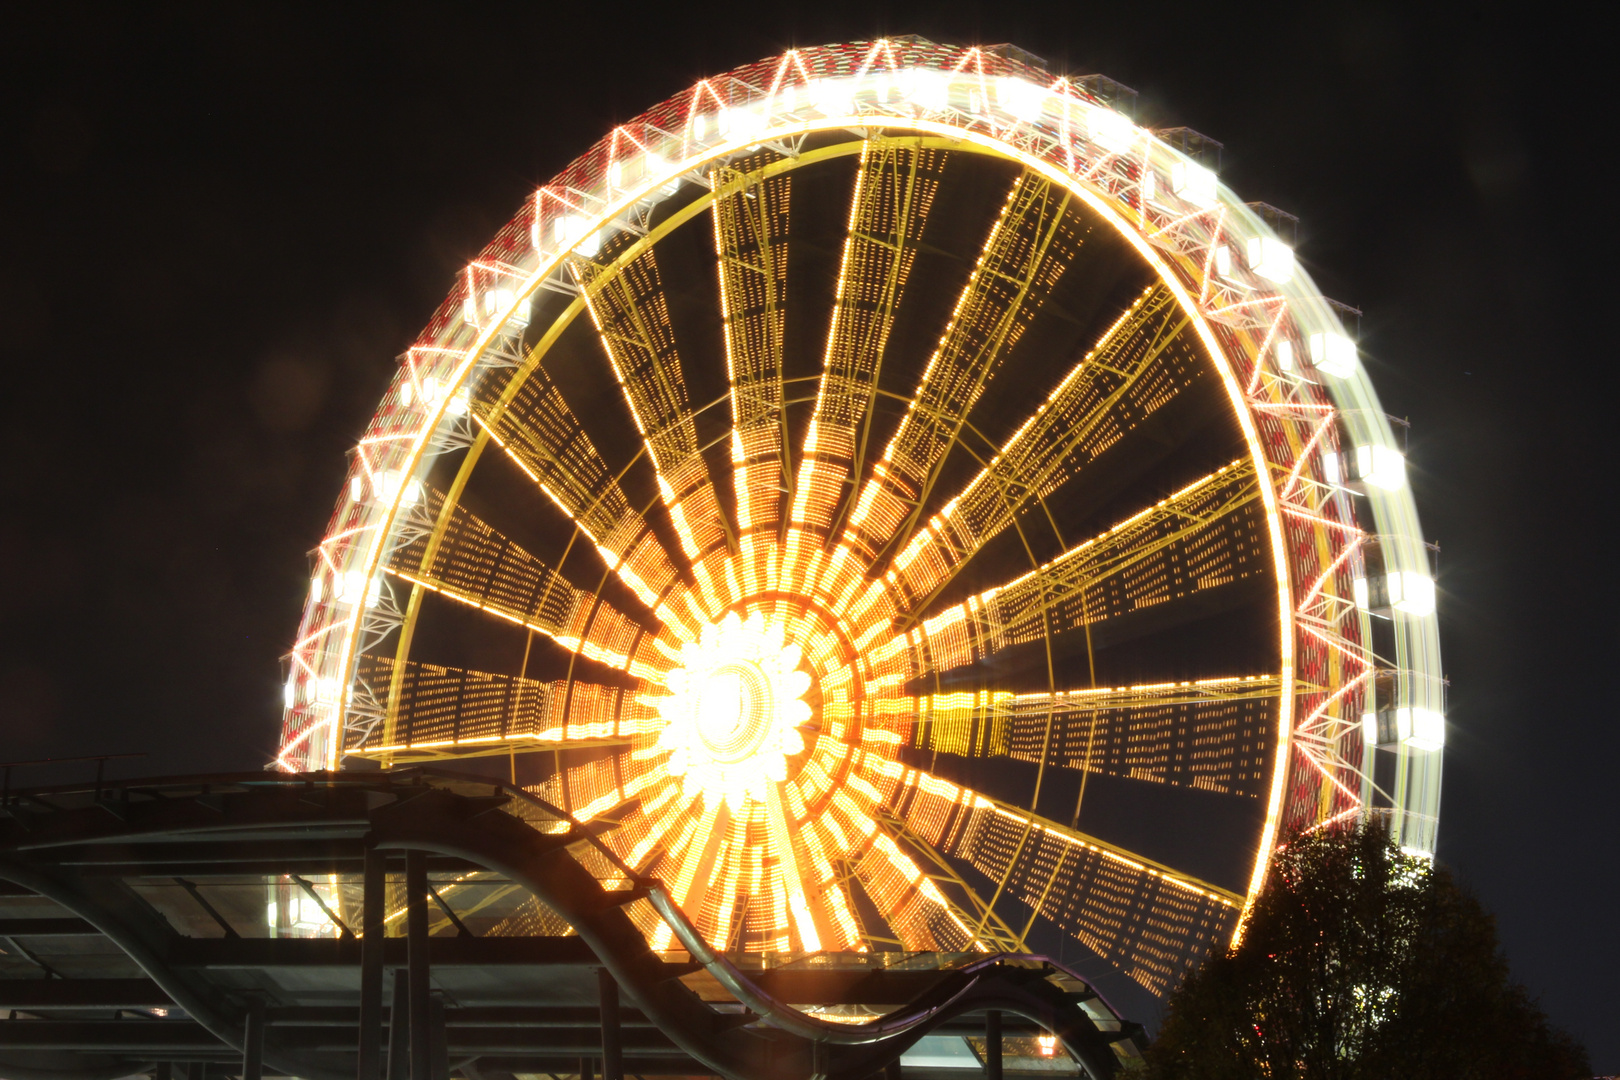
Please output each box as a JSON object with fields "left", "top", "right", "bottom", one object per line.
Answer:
{"left": 574, "top": 251, "right": 730, "bottom": 615}
{"left": 712, "top": 163, "right": 794, "bottom": 601}
{"left": 789, "top": 138, "right": 944, "bottom": 566}
{"left": 470, "top": 390, "right": 703, "bottom": 639}
{"left": 883, "top": 285, "right": 1192, "bottom": 617}
{"left": 901, "top": 460, "right": 1262, "bottom": 683}
{"left": 766, "top": 786, "right": 822, "bottom": 951}
{"left": 837, "top": 168, "right": 1078, "bottom": 573}
{"left": 899, "top": 765, "right": 1242, "bottom": 905}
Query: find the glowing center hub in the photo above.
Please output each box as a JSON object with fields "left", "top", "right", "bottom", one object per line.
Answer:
{"left": 695, "top": 662, "right": 774, "bottom": 763}
{"left": 652, "top": 611, "right": 811, "bottom": 807}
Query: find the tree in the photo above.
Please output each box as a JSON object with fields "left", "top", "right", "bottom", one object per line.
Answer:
{"left": 1143, "top": 822, "right": 1588, "bottom": 1079}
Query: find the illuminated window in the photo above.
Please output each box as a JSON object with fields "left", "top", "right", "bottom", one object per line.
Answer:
{"left": 1387, "top": 571, "right": 1435, "bottom": 616}
{"left": 1244, "top": 235, "right": 1295, "bottom": 283}
{"left": 1354, "top": 444, "right": 1406, "bottom": 491}
{"left": 1309, "top": 331, "right": 1357, "bottom": 378}
{"left": 1088, "top": 107, "right": 1135, "bottom": 153}
{"left": 997, "top": 77, "right": 1046, "bottom": 123}
{"left": 1169, "top": 160, "right": 1218, "bottom": 208}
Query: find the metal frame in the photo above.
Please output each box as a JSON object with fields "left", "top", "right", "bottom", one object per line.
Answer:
{"left": 0, "top": 770, "right": 1143, "bottom": 1079}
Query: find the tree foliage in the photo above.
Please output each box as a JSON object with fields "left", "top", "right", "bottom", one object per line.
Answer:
{"left": 1142, "top": 823, "right": 1588, "bottom": 1079}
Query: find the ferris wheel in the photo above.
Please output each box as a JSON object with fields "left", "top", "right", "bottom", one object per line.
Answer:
{"left": 279, "top": 39, "right": 1443, "bottom": 1004}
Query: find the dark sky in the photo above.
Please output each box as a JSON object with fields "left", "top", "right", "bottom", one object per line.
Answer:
{"left": 2, "top": 1, "right": 1614, "bottom": 1067}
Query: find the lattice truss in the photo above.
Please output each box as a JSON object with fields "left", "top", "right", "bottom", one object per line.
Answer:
{"left": 281, "top": 40, "right": 1398, "bottom": 1001}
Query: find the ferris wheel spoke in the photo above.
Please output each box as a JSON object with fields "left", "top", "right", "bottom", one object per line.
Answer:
{"left": 844, "top": 812, "right": 986, "bottom": 952}
{"left": 634, "top": 789, "right": 863, "bottom": 953}
{"left": 384, "top": 491, "right": 673, "bottom": 679}
{"left": 873, "top": 806, "right": 1027, "bottom": 952}
{"left": 534, "top": 737, "right": 667, "bottom": 826}
{"left": 792, "top": 782, "right": 901, "bottom": 951}
{"left": 572, "top": 248, "right": 733, "bottom": 616}
{"left": 699, "top": 813, "right": 753, "bottom": 950}
{"left": 348, "top": 654, "right": 654, "bottom": 764}
{"left": 794, "top": 817, "right": 868, "bottom": 952}
{"left": 899, "top": 459, "right": 1265, "bottom": 680}
{"left": 787, "top": 138, "right": 945, "bottom": 581}
{"left": 472, "top": 369, "right": 704, "bottom": 637}
{"left": 839, "top": 169, "right": 1083, "bottom": 575}
{"left": 906, "top": 674, "right": 1281, "bottom": 799}
{"left": 646, "top": 798, "right": 731, "bottom": 950}
{"left": 828, "top": 856, "right": 904, "bottom": 950}
{"left": 763, "top": 786, "right": 825, "bottom": 951}
{"left": 605, "top": 780, "right": 686, "bottom": 880}
{"left": 886, "top": 765, "right": 1241, "bottom": 996}
{"left": 713, "top": 163, "right": 793, "bottom": 597}
{"left": 886, "top": 284, "right": 1201, "bottom": 623}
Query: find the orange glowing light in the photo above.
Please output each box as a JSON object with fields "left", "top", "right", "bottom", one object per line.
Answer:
{"left": 649, "top": 612, "right": 811, "bottom": 808}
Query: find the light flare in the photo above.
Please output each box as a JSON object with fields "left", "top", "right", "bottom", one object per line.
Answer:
{"left": 651, "top": 611, "right": 813, "bottom": 809}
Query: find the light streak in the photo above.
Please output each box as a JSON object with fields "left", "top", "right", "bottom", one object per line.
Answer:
{"left": 1302, "top": 804, "right": 1363, "bottom": 835}
{"left": 1297, "top": 744, "right": 1365, "bottom": 806}
{"left": 1282, "top": 506, "right": 1364, "bottom": 534}
{"left": 1301, "top": 622, "right": 1375, "bottom": 669}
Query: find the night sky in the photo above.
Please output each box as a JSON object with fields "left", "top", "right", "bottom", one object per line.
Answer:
{"left": 3, "top": 3, "right": 1613, "bottom": 1067}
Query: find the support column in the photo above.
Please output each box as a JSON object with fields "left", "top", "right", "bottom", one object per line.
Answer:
{"left": 406, "top": 850, "right": 431, "bottom": 1080}
{"left": 598, "top": 968, "right": 623, "bottom": 1080}
{"left": 985, "top": 1010, "right": 1002, "bottom": 1080}
{"left": 241, "top": 997, "right": 266, "bottom": 1080}
{"left": 386, "top": 969, "right": 409, "bottom": 1080}
{"left": 358, "top": 848, "right": 386, "bottom": 1080}
{"left": 428, "top": 994, "right": 449, "bottom": 1080}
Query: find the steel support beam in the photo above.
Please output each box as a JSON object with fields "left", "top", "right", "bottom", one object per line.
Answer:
{"left": 241, "top": 998, "right": 265, "bottom": 1080}
{"left": 0, "top": 917, "right": 98, "bottom": 936}
{"left": 428, "top": 996, "right": 448, "bottom": 1080}
{"left": 357, "top": 847, "right": 386, "bottom": 1080}
{"left": 0, "top": 979, "right": 170, "bottom": 1009}
{"left": 167, "top": 935, "right": 600, "bottom": 968}
{"left": 598, "top": 968, "right": 623, "bottom": 1080}
{"left": 0, "top": 1017, "right": 1077, "bottom": 1056}
{"left": 986, "top": 1009, "right": 1003, "bottom": 1080}
{"left": 406, "top": 851, "right": 430, "bottom": 1080}
{"left": 1, "top": 769, "right": 1143, "bottom": 1079}
{"left": 386, "top": 970, "right": 407, "bottom": 1080}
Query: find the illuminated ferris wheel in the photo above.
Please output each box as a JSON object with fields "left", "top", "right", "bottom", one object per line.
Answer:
{"left": 279, "top": 39, "right": 1443, "bottom": 1003}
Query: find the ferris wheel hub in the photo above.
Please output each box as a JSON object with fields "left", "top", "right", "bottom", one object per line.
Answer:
{"left": 656, "top": 611, "right": 812, "bottom": 806}
{"left": 695, "top": 662, "right": 772, "bottom": 762}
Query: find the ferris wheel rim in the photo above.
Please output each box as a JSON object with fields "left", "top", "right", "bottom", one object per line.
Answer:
{"left": 280, "top": 39, "right": 1442, "bottom": 982}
